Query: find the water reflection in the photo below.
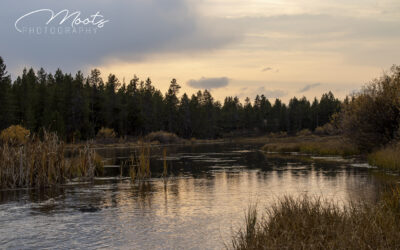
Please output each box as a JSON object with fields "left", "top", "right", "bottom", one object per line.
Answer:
{"left": 0, "top": 143, "right": 379, "bottom": 249}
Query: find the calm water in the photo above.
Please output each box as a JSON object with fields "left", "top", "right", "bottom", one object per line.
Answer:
{"left": 0, "top": 143, "right": 379, "bottom": 249}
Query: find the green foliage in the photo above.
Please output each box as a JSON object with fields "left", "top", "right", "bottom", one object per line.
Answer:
{"left": 339, "top": 65, "right": 400, "bottom": 151}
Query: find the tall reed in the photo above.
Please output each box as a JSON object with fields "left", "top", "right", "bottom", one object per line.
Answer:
{"left": 162, "top": 148, "right": 168, "bottom": 177}
{"left": 0, "top": 131, "right": 101, "bottom": 189}
{"left": 126, "top": 143, "right": 151, "bottom": 182}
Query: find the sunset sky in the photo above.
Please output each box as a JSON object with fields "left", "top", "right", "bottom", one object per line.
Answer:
{"left": 1, "top": 0, "right": 400, "bottom": 102}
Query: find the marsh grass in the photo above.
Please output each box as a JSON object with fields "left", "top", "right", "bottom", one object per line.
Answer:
{"left": 0, "top": 132, "right": 102, "bottom": 189}
{"left": 231, "top": 193, "right": 400, "bottom": 250}
{"left": 262, "top": 136, "right": 359, "bottom": 156}
{"left": 125, "top": 143, "right": 152, "bottom": 182}
{"left": 124, "top": 145, "right": 171, "bottom": 182}
{"left": 162, "top": 148, "right": 168, "bottom": 177}
{"left": 368, "top": 144, "right": 400, "bottom": 171}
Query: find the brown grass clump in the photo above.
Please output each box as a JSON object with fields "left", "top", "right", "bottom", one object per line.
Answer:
{"left": 96, "top": 127, "right": 116, "bottom": 139}
{"left": 231, "top": 194, "right": 400, "bottom": 250}
{"left": 368, "top": 143, "right": 400, "bottom": 171}
{"left": 145, "top": 131, "right": 182, "bottom": 144}
{"left": 0, "top": 125, "right": 30, "bottom": 145}
{"left": 0, "top": 131, "right": 102, "bottom": 189}
{"left": 297, "top": 129, "right": 312, "bottom": 137}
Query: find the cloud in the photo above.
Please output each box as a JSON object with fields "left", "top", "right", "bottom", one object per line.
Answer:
{"left": 0, "top": 0, "right": 238, "bottom": 74}
{"left": 187, "top": 77, "right": 229, "bottom": 89}
{"left": 228, "top": 13, "right": 400, "bottom": 66}
{"left": 299, "top": 83, "right": 321, "bottom": 93}
{"left": 238, "top": 86, "right": 287, "bottom": 99}
{"left": 262, "top": 67, "right": 273, "bottom": 72}
{"left": 259, "top": 87, "right": 287, "bottom": 99}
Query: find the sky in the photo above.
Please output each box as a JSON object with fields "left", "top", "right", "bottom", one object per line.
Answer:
{"left": 1, "top": 0, "right": 400, "bottom": 102}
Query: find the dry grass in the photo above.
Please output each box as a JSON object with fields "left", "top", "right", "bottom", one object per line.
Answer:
{"left": 0, "top": 125, "right": 30, "bottom": 145}
{"left": 145, "top": 131, "right": 183, "bottom": 144}
{"left": 231, "top": 193, "right": 400, "bottom": 250}
{"left": 262, "top": 136, "right": 359, "bottom": 156}
{"left": 368, "top": 144, "right": 400, "bottom": 171}
{"left": 124, "top": 143, "right": 152, "bottom": 182}
{"left": 0, "top": 132, "right": 102, "bottom": 189}
{"left": 96, "top": 127, "right": 116, "bottom": 139}
{"left": 162, "top": 148, "right": 168, "bottom": 177}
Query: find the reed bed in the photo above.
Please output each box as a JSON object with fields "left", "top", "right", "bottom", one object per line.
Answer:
{"left": 231, "top": 192, "right": 400, "bottom": 250}
{"left": 0, "top": 132, "right": 102, "bottom": 189}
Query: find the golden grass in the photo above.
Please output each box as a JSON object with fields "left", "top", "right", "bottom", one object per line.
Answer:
{"left": 0, "top": 132, "right": 102, "bottom": 189}
{"left": 231, "top": 192, "right": 400, "bottom": 250}
{"left": 262, "top": 136, "right": 359, "bottom": 156}
{"left": 96, "top": 127, "right": 116, "bottom": 139}
{"left": 368, "top": 144, "right": 400, "bottom": 171}
{"left": 0, "top": 125, "right": 30, "bottom": 145}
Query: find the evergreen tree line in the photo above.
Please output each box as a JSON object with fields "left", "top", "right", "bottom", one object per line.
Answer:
{"left": 0, "top": 57, "right": 341, "bottom": 141}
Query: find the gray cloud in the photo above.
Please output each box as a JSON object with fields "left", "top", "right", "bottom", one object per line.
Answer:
{"left": 0, "top": 0, "right": 238, "bottom": 75}
{"left": 187, "top": 77, "right": 229, "bottom": 89}
{"left": 299, "top": 83, "right": 321, "bottom": 93}
{"left": 259, "top": 87, "right": 287, "bottom": 99}
{"left": 262, "top": 67, "right": 273, "bottom": 72}
{"left": 238, "top": 86, "right": 287, "bottom": 99}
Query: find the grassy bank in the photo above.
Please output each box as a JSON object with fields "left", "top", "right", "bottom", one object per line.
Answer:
{"left": 368, "top": 144, "right": 400, "bottom": 171}
{"left": 261, "top": 135, "right": 359, "bottom": 157}
{"left": 231, "top": 190, "right": 400, "bottom": 250}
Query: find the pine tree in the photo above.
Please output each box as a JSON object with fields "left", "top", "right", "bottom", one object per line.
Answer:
{"left": 0, "top": 57, "right": 15, "bottom": 130}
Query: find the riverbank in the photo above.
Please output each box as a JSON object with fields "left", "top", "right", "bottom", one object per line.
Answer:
{"left": 259, "top": 135, "right": 359, "bottom": 156}
{"left": 231, "top": 189, "right": 400, "bottom": 250}
{"left": 258, "top": 135, "right": 400, "bottom": 172}
{"left": 231, "top": 136, "right": 400, "bottom": 249}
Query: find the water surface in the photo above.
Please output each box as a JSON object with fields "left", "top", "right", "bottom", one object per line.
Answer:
{"left": 0, "top": 143, "right": 378, "bottom": 249}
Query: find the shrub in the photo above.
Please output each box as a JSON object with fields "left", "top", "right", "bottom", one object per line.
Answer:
{"left": 297, "top": 129, "right": 312, "bottom": 136}
{"left": 339, "top": 65, "right": 400, "bottom": 151}
{"left": 96, "top": 127, "right": 116, "bottom": 139}
{"left": 145, "top": 131, "right": 182, "bottom": 144}
{"left": 0, "top": 125, "right": 30, "bottom": 145}
{"left": 314, "top": 123, "right": 339, "bottom": 136}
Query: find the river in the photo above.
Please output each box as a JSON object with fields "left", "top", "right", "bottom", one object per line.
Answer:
{"left": 0, "top": 143, "right": 378, "bottom": 249}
